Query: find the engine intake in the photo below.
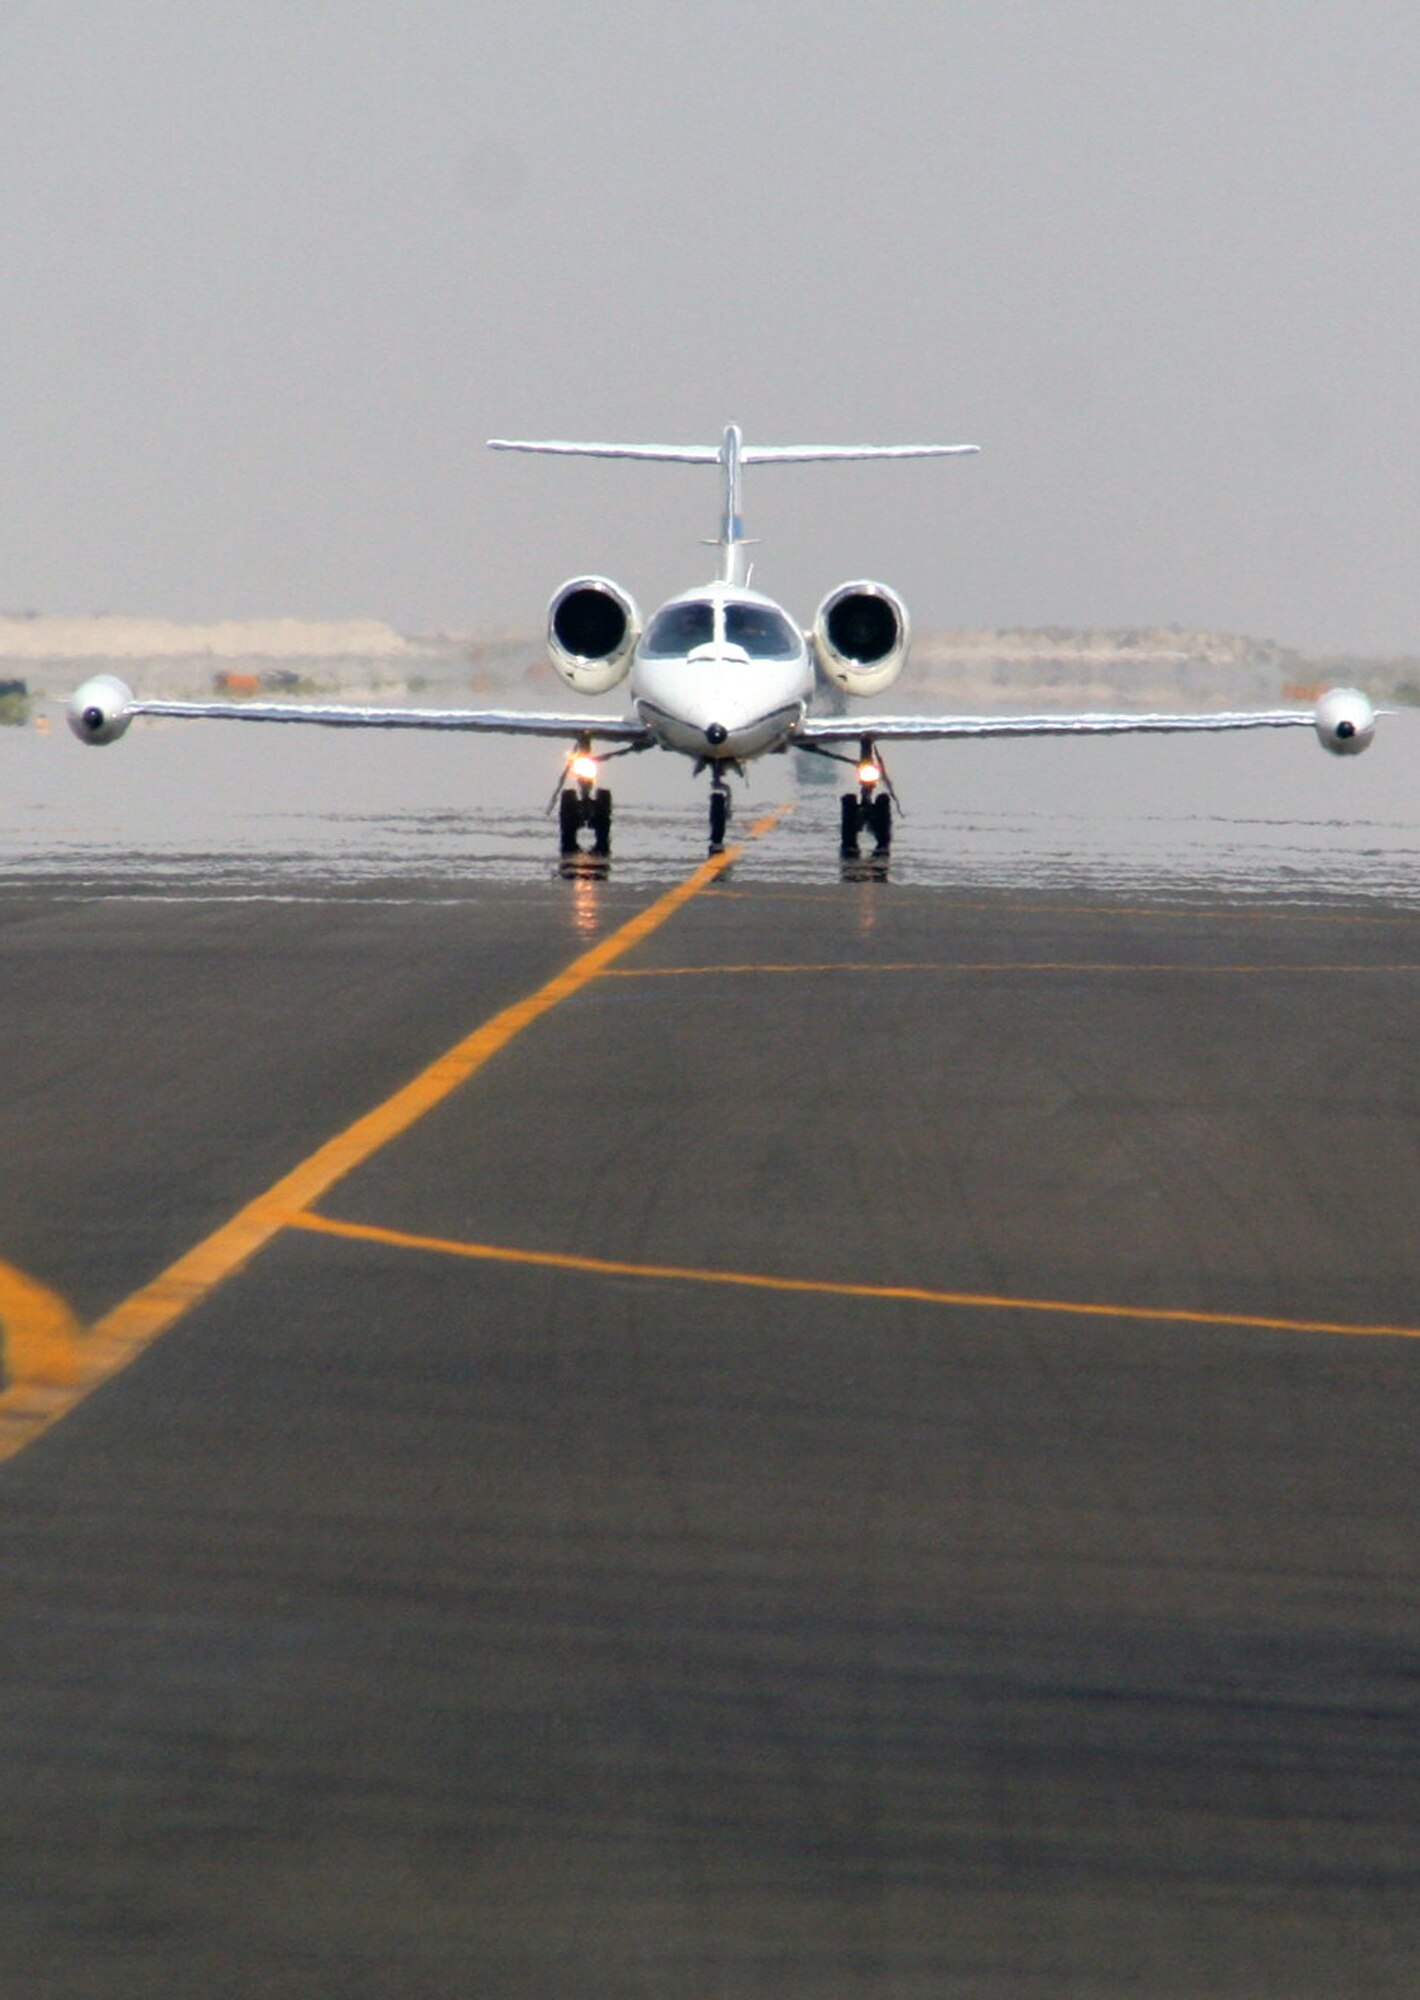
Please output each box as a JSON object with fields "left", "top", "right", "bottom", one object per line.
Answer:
{"left": 812, "top": 581, "right": 909, "bottom": 697}
{"left": 1314, "top": 686, "right": 1375, "bottom": 756}
{"left": 547, "top": 577, "right": 641, "bottom": 695}
{"left": 67, "top": 674, "right": 134, "bottom": 745}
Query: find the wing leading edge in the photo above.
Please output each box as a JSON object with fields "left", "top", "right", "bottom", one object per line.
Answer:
{"left": 795, "top": 709, "right": 1324, "bottom": 744}
{"left": 797, "top": 687, "right": 1378, "bottom": 756}
{"left": 67, "top": 677, "right": 651, "bottom": 747}
{"left": 130, "top": 700, "right": 650, "bottom": 742}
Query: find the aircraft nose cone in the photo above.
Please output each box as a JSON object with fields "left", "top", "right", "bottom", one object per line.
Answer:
{"left": 705, "top": 722, "right": 729, "bottom": 748}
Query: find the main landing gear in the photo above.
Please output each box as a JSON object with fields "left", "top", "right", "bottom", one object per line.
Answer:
{"left": 557, "top": 741, "right": 612, "bottom": 857}
{"left": 840, "top": 738, "right": 891, "bottom": 859}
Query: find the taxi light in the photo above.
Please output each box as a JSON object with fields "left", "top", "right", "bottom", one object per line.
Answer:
{"left": 857, "top": 759, "right": 881, "bottom": 788}
{"left": 571, "top": 751, "right": 599, "bottom": 785}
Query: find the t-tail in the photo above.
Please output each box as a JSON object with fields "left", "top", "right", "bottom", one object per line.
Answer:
{"left": 487, "top": 424, "right": 980, "bottom": 585}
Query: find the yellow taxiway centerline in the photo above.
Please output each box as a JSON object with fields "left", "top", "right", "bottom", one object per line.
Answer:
{"left": 0, "top": 1258, "right": 81, "bottom": 1387}
{"left": 287, "top": 1209, "right": 1420, "bottom": 1345}
{"left": 0, "top": 1258, "right": 83, "bottom": 1455}
{"left": 0, "top": 807, "right": 790, "bottom": 1462}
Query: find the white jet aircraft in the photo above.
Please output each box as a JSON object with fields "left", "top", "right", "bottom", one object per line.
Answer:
{"left": 69, "top": 425, "right": 1376, "bottom": 860}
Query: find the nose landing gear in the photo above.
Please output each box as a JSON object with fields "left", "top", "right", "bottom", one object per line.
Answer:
{"left": 709, "top": 770, "right": 732, "bottom": 853}
{"left": 557, "top": 740, "right": 613, "bottom": 857}
{"left": 840, "top": 738, "right": 891, "bottom": 859}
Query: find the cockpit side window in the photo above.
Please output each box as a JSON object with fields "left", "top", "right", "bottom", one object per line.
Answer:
{"left": 723, "top": 603, "right": 802, "bottom": 659}
{"left": 641, "top": 600, "right": 715, "bottom": 657}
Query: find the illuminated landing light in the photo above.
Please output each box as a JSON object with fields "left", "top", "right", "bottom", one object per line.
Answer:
{"left": 571, "top": 751, "right": 599, "bottom": 785}
{"left": 857, "top": 759, "right": 881, "bottom": 788}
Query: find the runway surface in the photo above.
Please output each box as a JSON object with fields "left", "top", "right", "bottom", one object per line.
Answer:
{"left": 4, "top": 731, "right": 1420, "bottom": 1996}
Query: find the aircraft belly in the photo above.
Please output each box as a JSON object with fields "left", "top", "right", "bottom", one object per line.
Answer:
{"left": 725, "top": 704, "right": 804, "bottom": 757}
{"left": 636, "top": 698, "right": 803, "bottom": 760}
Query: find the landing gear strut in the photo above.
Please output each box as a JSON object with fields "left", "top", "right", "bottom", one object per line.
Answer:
{"left": 840, "top": 738, "right": 891, "bottom": 859}
{"left": 558, "top": 740, "right": 613, "bottom": 857}
{"left": 708, "top": 770, "right": 732, "bottom": 853}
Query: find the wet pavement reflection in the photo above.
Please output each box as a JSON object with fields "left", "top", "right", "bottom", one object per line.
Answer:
{"left": 3, "top": 707, "right": 1417, "bottom": 904}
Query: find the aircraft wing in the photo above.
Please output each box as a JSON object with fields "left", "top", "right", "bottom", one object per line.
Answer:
{"left": 68, "top": 677, "right": 653, "bottom": 746}
{"left": 131, "top": 700, "right": 652, "bottom": 741}
{"left": 797, "top": 709, "right": 1327, "bottom": 744}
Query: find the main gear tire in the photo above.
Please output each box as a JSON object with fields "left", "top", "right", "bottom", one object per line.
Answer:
{"left": 840, "top": 792, "right": 861, "bottom": 859}
{"left": 558, "top": 788, "right": 581, "bottom": 855}
{"left": 591, "top": 788, "right": 613, "bottom": 857}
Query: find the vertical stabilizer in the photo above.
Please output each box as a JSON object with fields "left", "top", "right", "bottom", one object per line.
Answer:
{"left": 717, "top": 424, "right": 747, "bottom": 584}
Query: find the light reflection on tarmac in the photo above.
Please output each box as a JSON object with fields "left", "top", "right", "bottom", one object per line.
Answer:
{"left": 3, "top": 705, "right": 1417, "bottom": 901}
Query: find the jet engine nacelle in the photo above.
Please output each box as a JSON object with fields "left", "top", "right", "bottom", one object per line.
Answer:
{"left": 67, "top": 674, "right": 134, "bottom": 745}
{"left": 812, "top": 581, "right": 909, "bottom": 697}
{"left": 547, "top": 576, "right": 641, "bottom": 695}
{"left": 1315, "top": 686, "right": 1376, "bottom": 756}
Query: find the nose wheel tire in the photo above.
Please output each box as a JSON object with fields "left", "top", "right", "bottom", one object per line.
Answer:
{"left": 709, "top": 788, "right": 730, "bottom": 852}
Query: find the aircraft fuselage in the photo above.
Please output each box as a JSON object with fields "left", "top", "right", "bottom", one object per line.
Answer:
{"left": 629, "top": 581, "right": 814, "bottom": 763}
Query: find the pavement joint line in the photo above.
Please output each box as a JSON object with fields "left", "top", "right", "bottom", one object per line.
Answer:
{"left": 286, "top": 1211, "right": 1420, "bottom": 1344}
{"left": 710, "top": 890, "right": 1420, "bottom": 927}
{"left": 0, "top": 805, "right": 792, "bottom": 1464}
{"left": 603, "top": 961, "right": 1420, "bottom": 978}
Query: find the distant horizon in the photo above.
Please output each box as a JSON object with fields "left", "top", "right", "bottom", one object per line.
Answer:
{"left": 4, "top": 608, "right": 1417, "bottom": 669}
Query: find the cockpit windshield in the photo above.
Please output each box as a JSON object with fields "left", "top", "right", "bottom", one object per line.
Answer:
{"left": 641, "top": 599, "right": 715, "bottom": 657}
{"left": 724, "top": 602, "right": 802, "bottom": 659}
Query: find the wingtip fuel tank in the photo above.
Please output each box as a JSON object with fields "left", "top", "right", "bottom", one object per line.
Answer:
{"left": 1314, "top": 687, "right": 1376, "bottom": 756}
{"left": 67, "top": 675, "right": 135, "bottom": 745}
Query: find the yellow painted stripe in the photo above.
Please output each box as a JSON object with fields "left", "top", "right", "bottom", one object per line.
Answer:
{"left": 606, "top": 960, "right": 1420, "bottom": 978}
{"left": 0, "top": 1260, "right": 80, "bottom": 1387}
{"left": 0, "top": 807, "right": 790, "bottom": 1462}
{"left": 0, "top": 1259, "right": 83, "bottom": 1458}
{"left": 286, "top": 1210, "right": 1420, "bottom": 1344}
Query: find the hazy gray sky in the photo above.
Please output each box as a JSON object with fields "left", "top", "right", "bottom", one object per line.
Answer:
{"left": 2, "top": 1, "right": 1417, "bottom": 651}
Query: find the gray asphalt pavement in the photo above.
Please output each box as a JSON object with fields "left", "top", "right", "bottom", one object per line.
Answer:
{"left": 3, "top": 842, "right": 1420, "bottom": 1997}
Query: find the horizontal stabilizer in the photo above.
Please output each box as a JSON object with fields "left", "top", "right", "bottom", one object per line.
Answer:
{"left": 488, "top": 422, "right": 979, "bottom": 586}
{"left": 488, "top": 440, "right": 721, "bottom": 462}
{"left": 743, "top": 444, "right": 979, "bottom": 462}
{"left": 488, "top": 439, "right": 979, "bottom": 462}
